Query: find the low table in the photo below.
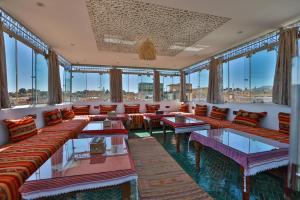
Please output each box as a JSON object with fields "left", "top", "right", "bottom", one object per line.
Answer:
{"left": 19, "top": 136, "right": 137, "bottom": 200}
{"left": 190, "top": 128, "right": 289, "bottom": 200}
{"left": 81, "top": 120, "right": 128, "bottom": 138}
{"left": 143, "top": 113, "right": 175, "bottom": 135}
{"left": 161, "top": 116, "right": 210, "bottom": 152}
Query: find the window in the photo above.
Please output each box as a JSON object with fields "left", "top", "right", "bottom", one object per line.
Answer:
{"left": 122, "top": 73, "right": 153, "bottom": 101}
{"left": 4, "top": 33, "right": 48, "bottom": 106}
{"left": 160, "top": 75, "right": 180, "bottom": 100}
{"left": 186, "top": 69, "right": 209, "bottom": 102}
{"left": 71, "top": 72, "right": 110, "bottom": 102}
{"left": 59, "top": 65, "right": 72, "bottom": 102}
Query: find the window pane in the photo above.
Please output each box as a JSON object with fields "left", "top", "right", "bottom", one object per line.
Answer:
{"left": 72, "top": 72, "right": 87, "bottom": 102}
{"left": 198, "top": 69, "right": 209, "bottom": 101}
{"left": 160, "top": 75, "right": 180, "bottom": 100}
{"left": 17, "top": 41, "right": 33, "bottom": 105}
{"left": 4, "top": 33, "right": 17, "bottom": 106}
{"left": 250, "top": 49, "right": 276, "bottom": 103}
{"left": 186, "top": 69, "right": 209, "bottom": 102}
{"left": 35, "top": 53, "right": 48, "bottom": 104}
{"left": 64, "top": 68, "right": 71, "bottom": 102}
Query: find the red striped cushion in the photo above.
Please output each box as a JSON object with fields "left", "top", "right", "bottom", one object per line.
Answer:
{"left": 43, "top": 109, "right": 63, "bottom": 126}
{"left": 61, "top": 109, "right": 75, "bottom": 120}
{"left": 124, "top": 104, "right": 140, "bottom": 114}
{"left": 195, "top": 104, "right": 207, "bottom": 116}
{"left": 72, "top": 105, "right": 90, "bottom": 115}
{"left": 233, "top": 110, "right": 267, "bottom": 127}
{"left": 145, "top": 104, "right": 160, "bottom": 113}
{"left": 210, "top": 106, "right": 229, "bottom": 120}
{"left": 99, "top": 105, "right": 117, "bottom": 114}
{"left": 3, "top": 116, "right": 38, "bottom": 143}
{"left": 179, "top": 104, "right": 189, "bottom": 113}
{"left": 278, "top": 112, "right": 290, "bottom": 134}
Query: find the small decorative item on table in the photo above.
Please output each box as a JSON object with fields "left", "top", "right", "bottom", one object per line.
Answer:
{"left": 90, "top": 136, "right": 106, "bottom": 154}
{"left": 103, "top": 118, "right": 111, "bottom": 128}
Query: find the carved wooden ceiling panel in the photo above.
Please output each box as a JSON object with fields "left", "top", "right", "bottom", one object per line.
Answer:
{"left": 86, "top": 0, "right": 231, "bottom": 56}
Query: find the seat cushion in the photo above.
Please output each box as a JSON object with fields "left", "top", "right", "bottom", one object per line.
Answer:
{"left": 178, "top": 104, "right": 189, "bottom": 113}
{"left": 99, "top": 105, "right": 117, "bottom": 114}
{"left": 43, "top": 109, "right": 63, "bottom": 126}
{"left": 195, "top": 104, "right": 207, "bottom": 116}
{"left": 233, "top": 110, "right": 267, "bottom": 127}
{"left": 145, "top": 104, "right": 160, "bottom": 113}
{"left": 209, "top": 106, "right": 229, "bottom": 120}
{"left": 128, "top": 113, "right": 144, "bottom": 129}
{"left": 61, "top": 109, "right": 75, "bottom": 120}
{"left": 124, "top": 104, "right": 140, "bottom": 114}
{"left": 72, "top": 105, "right": 90, "bottom": 115}
{"left": 278, "top": 112, "right": 290, "bottom": 134}
{"left": 3, "top": 116, "right": 38, "bottom": 143}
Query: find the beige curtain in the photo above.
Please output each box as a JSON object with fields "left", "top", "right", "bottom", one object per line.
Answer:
{"left": 110, "top": 69, "right": 123, "bottom": 102}
{"left": 207, "top": 58, "right": 223, "bottom": 104}
{"left": 153, "top": 70, "right": 160, "bottom": 102}
{"left": 0, "top": 22, "right": 10, "bottom": 108}
{"left": 273, "top": 28, "right": 298, "bottom": 106}
{"left": 48, "top": 50, "right": 62, "bottom": 104}
{"left": 180, "top": 70, "right": 186, "bottom": 102}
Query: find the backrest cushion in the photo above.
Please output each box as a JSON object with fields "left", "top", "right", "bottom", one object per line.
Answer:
{"left": 72, "top": 105, "right": 90, "bottom": 115}
{"left": 178, "top": 104, "right": 189, "bottom": 113}
{"left": 43, "top": 109, "right": 63, "bottom": 126}
{"left": 209, "top": 106, "right": 229, "bottom": 120}
{"left": 233, "top": 110, "right": 267, "bottom": 127}
{"left": 61, "top": 109, "right": 75, "bottom": 120}
{"left": 3, "top": 116, "right": 38, "bottom": 143}
{"left": 195, "top": 104, "right": 207, "bottom": 116}
{"left": 99, "top": 105, "right": 118, "bottom": 114}
{"left": 124, "top": 104, "right": 140, "bottom": 114}
{"left": 145, "top": 104, "right": 160, "bottom": 113}
{"left": 278, "top": 112, "right": 290, "bottom": 134}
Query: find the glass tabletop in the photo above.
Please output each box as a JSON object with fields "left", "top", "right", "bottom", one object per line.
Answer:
{"left": 193, "top": 129, "right": 286, "bottom": 154}
{"left": 26, "top": 136, "right": 130, "bottom": 181}
{"left": 164, "top": 116, "right": 204, "bottom": 124}
{"left": 83, "top": 120, "right": 125, "bottom": 131}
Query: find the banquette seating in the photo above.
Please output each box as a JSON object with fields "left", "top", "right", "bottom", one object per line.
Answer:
{"left": 0, "top": 103, "right": 290, "bottom": 199}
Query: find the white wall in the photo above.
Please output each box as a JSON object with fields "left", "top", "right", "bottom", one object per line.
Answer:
{"left": 189, "top": 101, "right": 291, "bottom": 130}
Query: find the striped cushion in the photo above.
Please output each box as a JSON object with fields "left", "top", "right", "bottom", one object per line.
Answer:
{"left": 128, "top": 113, "right": 144, "bottom": 129}
{"left": 209, "top": 106, "right": 229, "bottom": 120}
{"left": 195, "top": 104, "right": 207, "bottom": 116}
{"left": 43, "top": 109, "right": 63, "bottom": 126}
{"left": 233, "top": 110, "right": 267, "bottom": 127}
{"left": 179, "top": 104, "right": 189, "bottom": 113}
{"left": 278, "top": 112, "right": 290, "bottom": 134}
{"left": 145, "top": 104, "right": 160, "bottom": 113}
{"left": 124, "top": 104, "right": 140, "bottom": 114}
{"left": 99, "top": 105, "right": 117, "bottom": 114}
{"left": 3, "top": 116, "right": 38, "bottom": 143}
{"left": 72, "top": 105, "right": 90, "bottom": 115}
{"left": 61, "top": 109, "right": 75, "bottom": 120}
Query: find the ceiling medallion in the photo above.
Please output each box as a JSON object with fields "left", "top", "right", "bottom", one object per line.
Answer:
{"left": 138, "top": 39, "right": 156, "bottom": 60}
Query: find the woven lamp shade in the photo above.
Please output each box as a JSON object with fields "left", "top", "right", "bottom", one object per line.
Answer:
{"left": 138, "top": 39, "right": 157, "bottom": 60}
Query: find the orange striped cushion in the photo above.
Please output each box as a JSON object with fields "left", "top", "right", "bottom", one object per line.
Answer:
{"left": 61, "top": 109, "right": 75, "bottom": 120}
{"left": 145, "top": 104, "right": 160, "bottom": 113}
{"left": 233, "top": 110, "right": 267, "bottom": 127}
{"left": 124, "top": 104, "right": 140, "bottom": 114}
{"left": 99, "top": 105, "right": 117, "bottom": 114}
{"left": 179, "top": 104, "right": 189, "bottom": 113}
{"left": 195, "top": 104, "right": 207, "bottom": 116}
{"left": 278, "top": 112, "right": 290, "bottom": 134}
{"left": 43, "top": 109, "right": 63, "bottom": 126}
{"left": 3, "top": 116, "right": 38, "bottom": 143}
{"left": 72, "top": 105, "right": 90, "bottom": 115}
{"left": 210, "top": 106, "right": 229, "bottom": 120}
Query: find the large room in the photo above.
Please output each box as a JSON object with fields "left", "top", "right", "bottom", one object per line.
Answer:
{"left": 0, "top": 0, "right": 300, "bottom": 200}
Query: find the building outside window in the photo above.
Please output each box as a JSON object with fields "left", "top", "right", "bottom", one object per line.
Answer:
{"left": 160, "top": 74, "right": 180, "bottom": 100}
{"left": 186, "top": 68, "right": 209, "bottom": 102}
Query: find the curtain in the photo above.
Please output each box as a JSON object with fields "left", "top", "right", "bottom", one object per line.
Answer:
{"left": 110, "top": 69, "right": 123, "bottom": 102}
{"left": 180, "top": 70, "right": 186, "bottom": 102}
{"left": 207, "top": 58, "right": 223, "bottom": 104}
{"left": 153, "top": 70, "right": 160, "bottom": 102}
{"left": 0, "top": 22, "right": 10, "bottom": 108}
{"left": 273, "top": 27, "right": 298, "bottom": 106}
{"left": 48, "top": 50, "right": 62, "bottom": 104}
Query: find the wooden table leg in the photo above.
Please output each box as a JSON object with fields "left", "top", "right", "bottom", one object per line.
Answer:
{"left": 121, "top": 182, "right": 131, "bottom": 200}
{"left": 240, "top": 167, "right": 250, "bottom": 200}
{"left": 175, "top": 134, "right": 180, "bottom": 153}
{"left": 194, "top": 141, "right": 202, "bottom": 171}
{"left": 163, "top": 122, "right": 166, "bottom": 143}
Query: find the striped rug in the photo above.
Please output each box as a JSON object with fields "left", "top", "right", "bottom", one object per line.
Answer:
{"left": 128, "top": 137, "right": 213, "bottom": 200}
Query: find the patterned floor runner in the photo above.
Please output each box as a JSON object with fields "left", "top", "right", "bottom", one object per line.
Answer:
{"left": 128, "top": 137, "right": 213, "bottom": 200}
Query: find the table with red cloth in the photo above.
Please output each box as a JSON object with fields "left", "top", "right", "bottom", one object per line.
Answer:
{"left": 143, "top": 113, "right": 176, "bottom": 135}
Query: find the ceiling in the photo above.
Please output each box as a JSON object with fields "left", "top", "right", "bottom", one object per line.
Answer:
{"left": 1, "top": 0, "right": 300, "bottom": 69}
